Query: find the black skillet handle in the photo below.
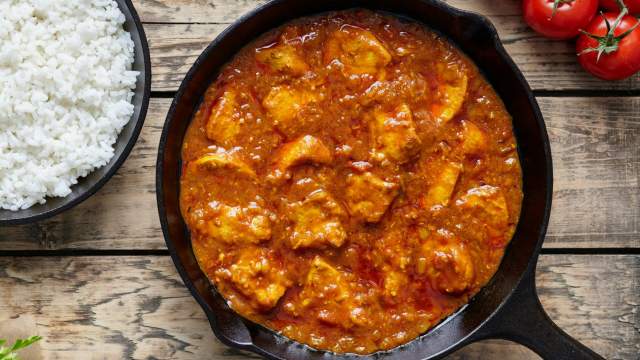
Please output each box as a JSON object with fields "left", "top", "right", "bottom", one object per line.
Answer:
{"left": 469, "top": 267, "right": 605, "bottom": 360}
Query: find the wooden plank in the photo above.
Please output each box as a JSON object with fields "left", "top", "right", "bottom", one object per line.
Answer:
{"left": 133, "top": 0, "right": 519, "bottom": 23}
{"left": 0, "top": 255, "right": 636, "bottom": 359}
{"left": 127, "top": 0, "right": 568, "bottom": 21}
{"left": 136, "top": 0, "right": 640, "bottom": 91}
{"left": 135, "top": 0, "right": 270, "bottom": 23}
{"left": 146, "top": 24, "right": 225, "bottom": 93}
{"left": 542, "top": 97, "right": 640, "bottom": 248}
{"left": 0, "top": 97, "right": 637, "bottom": 250}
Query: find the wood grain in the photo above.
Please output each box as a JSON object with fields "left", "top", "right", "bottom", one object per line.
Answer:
{"left": 0, "top": 255, "right": 636, "bottom": 359}
{"left": 542, "top": 97, "right": 640, "bottom": 248}
{"left": 1, "top": 97, "right": 638, "bottom": 250}
{"left": 135, "top": 0, "right": 640, "bottom": 91}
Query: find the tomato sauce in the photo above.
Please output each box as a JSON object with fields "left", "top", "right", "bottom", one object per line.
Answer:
{"left": 180, "top": 9, "right": 522, "bottom": 354}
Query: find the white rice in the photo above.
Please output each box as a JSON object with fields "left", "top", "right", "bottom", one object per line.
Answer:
{"left": 0, "top": 0, "right": 139, "bottom": 211}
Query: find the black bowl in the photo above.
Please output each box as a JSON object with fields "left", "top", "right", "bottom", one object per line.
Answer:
{"left": 157, "top": 0, "right": 603, "bottom": 359}
{"left": 0, "top": 0, "right": 151, "bottom": 225}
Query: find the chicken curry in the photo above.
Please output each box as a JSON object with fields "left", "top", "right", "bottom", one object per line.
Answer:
{"left": 180, "top": 10, "right": 523, "bottom": 354}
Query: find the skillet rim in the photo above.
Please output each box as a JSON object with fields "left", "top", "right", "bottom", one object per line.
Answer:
{"left": 156, "top": 0, "right": 553, "bottom": 358}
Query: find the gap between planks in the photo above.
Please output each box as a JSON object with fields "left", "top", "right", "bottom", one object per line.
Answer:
{"left": 1, "top": 248, "right": 639, "bottom": 257}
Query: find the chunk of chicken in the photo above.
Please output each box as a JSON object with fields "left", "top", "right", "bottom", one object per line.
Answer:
{"left": 431, "top": 64, "right": 468, "bottom": 125}
{"left": 286, "top": 189, "right": 347, "bottom": 249}
{"left": 262, "top": 85, "right": 320, "bottom": 136}
{"left": 361, "top": 73, "right": 429, "bottom": 107}
{"left": 303, "top": 257, "right": 350, "bottom": 302}
{"left": 382, "top": 268, "right": 408, "bottom": 301}
{"left": 220, "top": 247, "right": 289, "bottom": 310}
{"left": 456, "top": 185, "right": 511, "bottom": 245}
{"left": 345, "top": 171, "right": 399, "bottom": 223}
{"left": 375, "top": 229, "right": 414, "bottom": 271}
{"left": 269, "top": 135, "right": 332, "bottom": 180}
{"left": 369, "top": 104, "right": 422, "bottom": 164}
{"left": 192, "top": 149, "right": 256, "bottom": 179}
{"left": 191, "top": 201, "right": 272, "bottom": 245}
{"left": 417, "top": 230, "right": 475, "bottom": 294}
{"left": 423, "top": 162, "right": 462, "bottom": 209}
{"left": 324, "top": 25, "right": 392, "bottom": 76}
{"left": 459, "top": 120, "right": 487, "bottom": 155}
{"left": 300, "top": 257, "right": 361, "bottom": 328}
{"left": 256, "top": 43, "right": 309, "bottom": 76}
{"left": 206, "top": 90, "right": 242, "bottom": 146}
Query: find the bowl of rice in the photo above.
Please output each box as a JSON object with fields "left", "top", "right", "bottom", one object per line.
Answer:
{"left": 0, "top": 0, "right": 151, "bottom": 225}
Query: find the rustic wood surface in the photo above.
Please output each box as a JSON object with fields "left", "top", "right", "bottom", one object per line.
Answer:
{"left": 0, "top": 0, "right": 638, "bottom": 359}
{"left": 0, "top": 255, "right": 637, "bottom": 360}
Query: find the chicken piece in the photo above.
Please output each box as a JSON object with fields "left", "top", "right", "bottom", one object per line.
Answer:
{"left": 286, "top": 189, "right": 347, "bottom": 249}
{"left": 431, "top": 64, "right": 468, "bottom": 125}
{"left": 262, "top": 85, "right": 320, "bottom": 135}
{"left": 375, "top": 229, "right": 415, "bottom": 271}
{"left": 191, "top": 201, "right": 272, "bottom": 245}
{"left": 361, "top": 73, "right": 429, "bottom": 107}
{"left": 345, "top": 172, "right": 399, "bottom": 223}
{"left": 220, "top": 247, "right": 289, "bottom": 310}
{"left": 269, "top": 135, "right": 332, "bottom": 180}
{"left": 459, "top": 120, "right": 487, "bottom": 155}
{"left": 256, "top": 43, "right": 309, "bottom": 76}
{"left": 324, "top": 25, "right": 392, "bottom": 76}
{"left": 417, "top": 230, "right": 475, "bottom": 294}
{"left": 369, "top": 104, "right": 422, "bottom": 164}
{"left": 205, "top": 90, "right": 242, "bottom": 146}
{"left": 423, "top": 162, "right": 462, "bottom": 209}
{"left": 300, "top": 257, "right": 359, "bottom": 328}
{"left": 303, "top": 257, "right": 350, "bottom": 302}
{"left": 192, "top": 149, "right": 256, "bottom": 179}
{"left": 456, "top": 185, "right": 510, "bottom": 231}
{"left": 382, "top": 268, "right": 408, "bottom": 301}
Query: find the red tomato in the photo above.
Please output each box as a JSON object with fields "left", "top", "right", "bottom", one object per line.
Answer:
{"left": 600, "top": 0, "right": 640, "bottom": 14}
{"left": 576, "top": 13, "right": 640, "bottom": 80}
{"left": 523, "top": 0, "right": 599, "bottom": 39}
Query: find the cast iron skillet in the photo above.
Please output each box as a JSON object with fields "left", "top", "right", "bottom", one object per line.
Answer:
{"left": 0, "top": 0, "right": 151, "bottom": 225}
{"left": 157, "top": 0, "right": 604, "bottom": 358}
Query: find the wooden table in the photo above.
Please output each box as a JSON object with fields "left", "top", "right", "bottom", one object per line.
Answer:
{"left": 1, "top": 0, "right": 638, "bottom": 359}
